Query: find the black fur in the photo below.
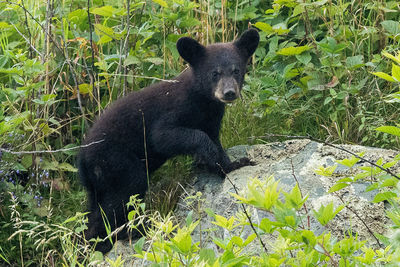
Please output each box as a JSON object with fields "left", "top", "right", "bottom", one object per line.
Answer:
{"left": 78, "top": 29, "right": 259, "bottom": 253}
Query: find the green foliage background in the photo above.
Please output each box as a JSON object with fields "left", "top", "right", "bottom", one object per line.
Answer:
{"left": 0, "top": 0, "right": 400, "bottom": 265}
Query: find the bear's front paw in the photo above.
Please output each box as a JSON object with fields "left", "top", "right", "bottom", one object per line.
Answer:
{"left": 227, "top": 157, "right": 255, "bottom": 172}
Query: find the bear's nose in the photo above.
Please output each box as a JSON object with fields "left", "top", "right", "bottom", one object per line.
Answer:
{"left": 224, "top": 90, "right": 237, "bottom": 101}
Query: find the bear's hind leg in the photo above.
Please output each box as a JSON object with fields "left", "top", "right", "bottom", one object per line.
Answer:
{"left": 85, "top": 155, "right": 148, "bottom": 253}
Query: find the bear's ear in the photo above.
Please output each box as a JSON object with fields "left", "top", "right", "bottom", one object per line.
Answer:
{"left": 233, "top": 29, "right": 260, "bottom": 59}
{"left": 177, "top": 37, "right": 206, "bottom": 66}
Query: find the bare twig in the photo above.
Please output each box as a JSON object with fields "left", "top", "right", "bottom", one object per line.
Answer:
{"left": 334, "top": 192, "right": 383, "bottom": 248}
{"left": 5, "top": 0, "right": 63, "bottom": 55}
{"left": 217, "top": 164, "right": 269, "bottom": 253}
{"left": 10, "top": 24, "right": 43, "bottom": 58}
{"left": 250, "top": 133, "right": 400, "bottom": 180}
{"left": 290, "top": 159, "right": 310, "bottom": 229}
{"left": 123, "top": 0, "right": 131, "bottom": 96}
{"left": 21, "top": 0, "right": 33, "bottom": 58}
{"left": 317, "top": 241, "right": 338, "bottom": 267}
{"left": 87, "top": 0, "right": 96, "bottom": 82}
{"left": 0, "top": 139, "right": 104, "bottom": 155}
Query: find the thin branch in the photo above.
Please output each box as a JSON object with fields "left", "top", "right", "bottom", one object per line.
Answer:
{"left": 21, "top": 0, "right": 33, "bottom": 58}
{"left": 250, "top": 133, "right": 400, "bottom": 180}
{"left": 290, "top": 159, "right": 310, "bottom": 229}
{"left": 0, "top": 139, "right": 104, "bottom": 155}
{"left": 10, "top": 24, "right": 43, "bottom": 58}
{"left": 217, "top": 164, "right": 269, "bottom": 253}
{"left": 5, "top": 0, "right": 63, "bottom": 55}
{"left": 334, "top": 192, "right": 383, "bottom": 248}
{"left": 87, "top": 0, "right": 96, "bottom": 84}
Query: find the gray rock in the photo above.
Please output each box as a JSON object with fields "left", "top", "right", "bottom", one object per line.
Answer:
{"left": 104, "top": 139, "right": 399, "bottom": 265}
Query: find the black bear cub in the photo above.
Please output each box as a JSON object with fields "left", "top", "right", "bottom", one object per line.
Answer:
{"left": 78, "top": 29, "right": 260, "bottom": 253}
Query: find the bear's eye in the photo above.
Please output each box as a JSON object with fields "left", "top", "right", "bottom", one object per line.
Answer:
{"left": 212, "top": 71, "right": 221, "bottom": 78}
{"left": 233, "top": 69, "right": 240, "bottom": 75}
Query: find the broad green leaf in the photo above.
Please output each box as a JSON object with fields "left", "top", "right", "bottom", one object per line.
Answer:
{"left": 58, "top": 162, "right": 78, "bottom": 172}
{"left": 21, "top": 155, "right": 33, "bottom": 169}
{"left": 152, "top": 0, "right": 168, "bottom": 8}
{"left": 94, "top": 24, "right": 114, "bottom": 36}
{"left": 172, "top": 228, "right": 193, "bottom": 254}
{"left": 0, "top": 68, "right": 23, "bottom": 75}
{"left": 258, "top": 218, "right": 276, "bottom": 233}
{"left": 277, "top": 45, "right": 311, "bottom": 56}
{"left": 375, "top": 125, "right": 400, "bottom": 137}
{"left": 133, "top": 237, "right": 145, "bottom": 254}
{"left": 296, "top": 52, "right": 312, "bottom": 65}
{"left": 145, "top": 57, "right": 164, "bottom": 65}
{"left": 346, "top": 55, "right": 364, "bottom": 69}
{"left": 177, "top": 17, "right": 200, "bottom": 28}
{"left": 292, "top": 4, "right": 304, "bottom": 17}
{"left": 199, "top": 248, "right": 216, "bottom": 265}
{"left": 392, "top": 63, "right": 400, "bottom": 81}
{"left": 336, "top": 153, "right": 363, "bottom": 168}
{"left": 98, "top": 35, "right": 112, "bottom": 44}
{"left": 61, "top": 144, "right": 79, "bottom": 156}
{"left": 328, "top": 182, "right": 350, "bottom": 193}
{"left": 313, "top": 202, "right": 344, "bottom": 225}
{"left": 315, "top": 165, "right": 337, "bottom": 176}
{"left": 78, "top": 83, "right": 92, "bottom": 95}
{"left": 254, "top": 22, "right": 273, "bottom": 33}
{"left": 91, "top": 6, "right": 115, "bottom": 17}
{"left": 382, "top": 51, "right": 400, "bottom": 65}
{"left": 371, "top": 71, "right": 396, "bottom": 82}
{"left": 372, "top": 192, "right": 397, "bottom": 203}
{"left": 283, "top": 184, "right": 308, "bottom": 209}
{"left": 0, "top": 22, "right": 10, "bottom": 29}
{"left": 381, "top": 20, "right": 400, "bottom": 35}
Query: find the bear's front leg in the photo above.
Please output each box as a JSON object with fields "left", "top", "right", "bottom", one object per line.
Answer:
{"left": 213, "top": 141, "right": 254, "bottom": 177}
{"left": 150, "top": 125, "right": 227, "bottom": 176}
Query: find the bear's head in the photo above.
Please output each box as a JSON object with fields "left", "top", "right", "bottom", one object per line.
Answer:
{"left": 177, "top": 29, "right": 259, "bottom": 103}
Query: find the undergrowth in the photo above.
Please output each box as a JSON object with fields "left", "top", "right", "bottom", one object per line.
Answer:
{"left": 0, "top": 0, "right": 400, "bottom": 265}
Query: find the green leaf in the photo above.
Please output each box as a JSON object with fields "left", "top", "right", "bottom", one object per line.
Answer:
{"left": 292, "top": 4, "right": 304, "bottom": 17}
{"left": 381, "top": 20, "right": 400, "bottom": 35}
{"left": 313, "top": 202, "right": 344, "bottom": 226}
{"left": 277, "top": 45, "right": 311, "bottom": 56}
{"left": 296, "top": 52, "right": 312, "bottom": 65}
{"left": 199, "top": 248, "right": 216, "bottom": 265}
{"left": 78, "top": 83, "right": 92, "bottom": 95}
{"left": 0, "top": 22, "right": 11, "bottom": 29}
{"left": 382, "top": 51, "right": 400, "bottom": 65}
{"left": 372, "top": 192, "right": 397, "bottom": 203}
{"left": 171, "top": 228, "right": 193, "bottom": 254}
{"left": 392, "top": 63, "right": 400, "bottom": 81}
{"left": 125, "top": 55, "right": 140, "bottom": 66}
{"left": 315, "top": 165, "right": 337, "bottom": 176}
{"left": 254, "top": 22, "right": 273, "bottom": 33}
{"left": 346, "top": 55, "right": 364, "bottom": 69}
{"left": 98, "top": 35, "right": 112, "bottom": 44}
{"left": 61, "top": 144, "right": 79, "bottom": 156}
{"left": 328, "top": 182, "right": 350, "bottom": 193}
{"left": 58, "top": 162, "right": 78, "bottom": 172}
{"left": 177, "top": 17, "right": 200, "bottom": 28}
{"left": 336, "top": 153, "right": 363, "bottom": 168}
{"left": 283, "top": 184, "right": 308, "bottom": 210}
{"left": 145, "top": 57, "right": 164, "bottom": 65}
{"left": 21, "top": 155, "right": 33, "bottom": 169}
{"left": 152, "top": 0, "right": 168, "bottom": 8}
{"left": 91, "top": 6, "right": 115, "bottom": 17}
{"left": 375, "top": 125, "right": 400, "bottom": 137}
{"left": 94, "top": 24, "right": 115, "bottom": 37}
{"left": 371, "top": 71, "right": 396, "bottom": 82}
{"left": 0, "top": 68, "right": 23, "bottom": 75}
{"left": 134, "top": 237, "right": 145, "bottom": 254}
